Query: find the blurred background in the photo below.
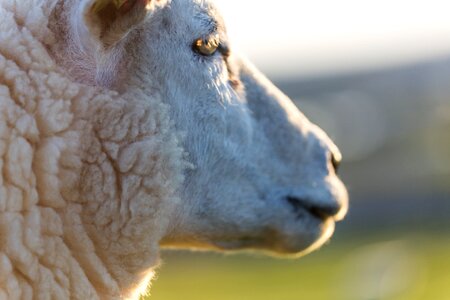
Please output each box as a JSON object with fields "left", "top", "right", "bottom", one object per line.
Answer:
{"left": 150, "top": 1, "right": 450, "bottom": 299}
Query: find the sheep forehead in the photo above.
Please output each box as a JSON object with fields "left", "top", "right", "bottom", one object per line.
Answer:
{"left": 166, "top": 0, "right": 224, "bottom": 33}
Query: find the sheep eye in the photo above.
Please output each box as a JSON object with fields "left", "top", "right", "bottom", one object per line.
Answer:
{"left": 193, "top": 34, "right": 220, "bottom": 56}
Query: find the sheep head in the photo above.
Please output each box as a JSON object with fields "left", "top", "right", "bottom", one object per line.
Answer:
{"left": 50, "top": 0, "right": 348, "bottom": 294}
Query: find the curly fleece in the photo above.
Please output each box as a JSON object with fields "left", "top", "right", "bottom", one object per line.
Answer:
{"left": 0, "top": 0, "right": 185, "bottom": 298}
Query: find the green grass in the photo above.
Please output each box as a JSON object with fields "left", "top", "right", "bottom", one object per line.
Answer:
{"left": 148, "top": 232, "right": 450, "bottom": 300}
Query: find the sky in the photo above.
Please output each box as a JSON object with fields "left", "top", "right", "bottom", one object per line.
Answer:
{"left": 214, "top": 0, "right": 450, "bottom": 78}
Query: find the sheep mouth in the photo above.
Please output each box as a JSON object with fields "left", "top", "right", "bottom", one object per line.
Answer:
{"left": 212, "top": 213, "right": 336, "bottom": 256}
{"left": 213, "top": 221, "right": 335, "bottom": 256}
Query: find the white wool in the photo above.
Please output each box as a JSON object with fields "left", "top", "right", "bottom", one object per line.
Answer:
{"left": 0, "top": 0, "right": 185, "bottom": 298}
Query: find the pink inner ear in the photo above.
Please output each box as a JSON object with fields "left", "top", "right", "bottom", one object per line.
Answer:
{"left": 119, "top": 0, "right": 151, "bottom": 14}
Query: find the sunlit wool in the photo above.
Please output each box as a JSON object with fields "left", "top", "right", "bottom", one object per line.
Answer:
{"left": 0, "top": 0, "right": 184, "bottom": 298}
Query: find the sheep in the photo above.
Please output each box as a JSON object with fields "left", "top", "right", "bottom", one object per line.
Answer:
{"left": 0, "top": 0, "right": 348, "bottom": 299}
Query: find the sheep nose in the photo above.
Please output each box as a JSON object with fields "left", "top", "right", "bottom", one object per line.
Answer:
{"left": 331, "top": 151, "right": 342, "bottom": 173}
{"left": 286, "top": 196, "right": 342, "bottom": 221}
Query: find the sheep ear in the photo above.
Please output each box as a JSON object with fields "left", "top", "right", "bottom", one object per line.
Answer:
{"left": 82, "top": 0, "right": 152, "bottom": 47}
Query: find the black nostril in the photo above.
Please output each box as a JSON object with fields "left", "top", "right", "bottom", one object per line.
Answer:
{"left": 286, "top": 196, "right": 340, "bottom": 221}
{"left": 331, "top": 152, "right": 341, "bottom": 173}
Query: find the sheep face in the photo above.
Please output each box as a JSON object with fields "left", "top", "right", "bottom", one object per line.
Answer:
{"left": 67, "top": 0, "right": 348, "bottom": 256}
{"left": 148, "top": 0, "right": 348, "bottom": 255}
